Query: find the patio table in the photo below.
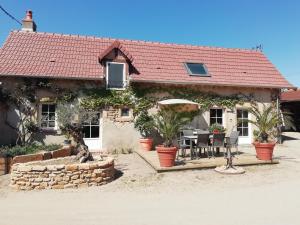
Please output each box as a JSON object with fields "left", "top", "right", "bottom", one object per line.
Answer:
{"left": 183, "top": 133, "right": 227, "bottom": 159}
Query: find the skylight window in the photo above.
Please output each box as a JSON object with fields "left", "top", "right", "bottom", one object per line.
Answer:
{"left": 184, "top": 62, "right": 209, "bottom": 76}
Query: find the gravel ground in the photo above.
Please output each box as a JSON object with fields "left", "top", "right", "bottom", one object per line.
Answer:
{"left": 0, "top": 132, "right": 300, "bottom": 225}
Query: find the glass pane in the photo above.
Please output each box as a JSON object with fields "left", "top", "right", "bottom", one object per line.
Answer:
{"left": 49, "top": 104, "right": 56, "bottom": 112}
{"left": 243, "top": 128, "right": 248, "bottom": 136}
{"left": 210, "top": 109, "right": 216, "bottom": 117}
{"left": 108, "top": 63, "right": 124, "bottom": 88}
{"left": 48, "top": 121, "right": 55, "bottom": 127}
{"left": 217, "top": 109, "right": 222, "bottom": 117}
{"left": 217, "top": 118, "right": 222, "bottom": 124}
{"left": 237, "top": 110, "right": 242, "bottom": 118}
{"left": 41, "top": 122, "right": 47, "bottom": 127}
{"left": 91, "top": 126, "right": 99, "bottom": 138}
{"left": 91, "top": 114, "right": 100, "bottom": 125}
{"left": 42, "top": 113, "right": 49, "bottom": 121}
{"left": 186, "top": 63, "right": 207, "bottom": 75}
{"left": 237, "top": 127, "right": 243, "bottom": 136}
{"left": 242, "top": 110, "right": 248, "bottom": 118}
{"left": 83, "top": 126, "right": 90, "bottom": 138}
{"left": 42, "top": 104, "right": 48, "bottom": 112}
{"left": 49, "top": 113, "right": 55, "bottom": 120}
{"left": 210, "top": 118, "right": 216, "bottom": 125}
{"left": 121, "top": 108, "right": 129, "bottom": 117}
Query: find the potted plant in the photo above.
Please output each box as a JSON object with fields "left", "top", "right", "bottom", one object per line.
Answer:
{"left": 209, "top": 123, "right": 226, "bottom": 134}
{"left": 134, "top": 111, "right": 154, "bottom": 151}
{"left": 153, "top": 109, "right": 193, "bottom": 167}
{"left": 243, "top": 103, "right": 279, "bottom": 160}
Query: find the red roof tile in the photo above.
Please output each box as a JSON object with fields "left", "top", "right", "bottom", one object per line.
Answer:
{"left": 281, "top": 90, "right": 300, "bottom": 102}
{"left": 0, "top": 30, "right": 294, "bottom": 89}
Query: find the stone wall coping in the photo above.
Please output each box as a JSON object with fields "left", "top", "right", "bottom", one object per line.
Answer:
{"left": 12, "top": 156, "right": 114, "bottom": 173}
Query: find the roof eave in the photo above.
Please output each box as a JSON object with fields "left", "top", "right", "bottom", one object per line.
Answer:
{"left": 130, "top": 78, "right": 295, "bottom": 89}
{"left": 0, "top": 74, "right": 104, "bottom": 81}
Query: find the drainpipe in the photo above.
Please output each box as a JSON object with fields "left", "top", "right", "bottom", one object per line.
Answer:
{"left": 276, "top": 89, "right": 282, "bottom": 144}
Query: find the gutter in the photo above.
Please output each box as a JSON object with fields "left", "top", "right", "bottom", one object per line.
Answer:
{"left": 0, "top": 74, "right": 104, "bottom": 81}
{"left": 130, "top": 78, "right": 296, "bottom": 90}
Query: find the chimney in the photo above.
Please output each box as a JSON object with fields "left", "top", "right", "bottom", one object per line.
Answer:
{"left": 21, "top": 10, "right": 37, "bottom": 32}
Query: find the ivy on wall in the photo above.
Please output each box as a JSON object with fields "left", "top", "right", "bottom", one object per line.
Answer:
{"left": 1, "top": 78, "right": 253, "bottom": 123}
{"left": 79, "top": 84, "right": 253, "bottom": 116}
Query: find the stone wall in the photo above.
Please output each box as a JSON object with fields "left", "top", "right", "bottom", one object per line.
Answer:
{"left": 0, "top": 156, "right": 12, "bottom": 175}
{"left": 10, "top": 157, "right": 115, "bottom": 190}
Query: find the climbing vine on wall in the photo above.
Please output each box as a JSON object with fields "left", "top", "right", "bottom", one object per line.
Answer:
{"left": 79, "top": 83, "right": 253, "bottom": 116}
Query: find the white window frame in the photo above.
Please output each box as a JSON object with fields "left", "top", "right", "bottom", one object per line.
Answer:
{"left": 209, "top": 108, "right": 224, "bottom": 126}
{"left": 106, "top": 62, "right": 126, "bottom": 90}
{"left": 39, "top": 103, "right": 57, "bottom": 130}
{"left": 82, "top": 113, "right": 101, "bottom": 139}
{"left": 237, "top": 109, "right": 249, "bottom": 137}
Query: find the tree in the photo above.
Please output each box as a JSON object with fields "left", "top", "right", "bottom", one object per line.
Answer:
{"left": 0, "top": 83, "right": 40, "bottom": 146}
{"left": 56, "top": 100, "right": 95, "bottom": 162}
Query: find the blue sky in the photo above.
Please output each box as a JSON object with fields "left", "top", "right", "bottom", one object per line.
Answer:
{"left": 1, "top": 0, "right": 299, "bottom": 87}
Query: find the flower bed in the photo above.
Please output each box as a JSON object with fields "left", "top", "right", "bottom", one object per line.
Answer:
{"left": 0, "top": 145, "right": 71, "bottom": 175}
{"left": 10, "top": 156, "right": 115, "bottom": 190}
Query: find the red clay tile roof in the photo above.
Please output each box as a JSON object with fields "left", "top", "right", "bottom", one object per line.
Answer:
{"left": 0, "top": 30, "right": 294, "bottom": 89}
{"left": 281, "top": 90, "right": 300, "bottom": 102}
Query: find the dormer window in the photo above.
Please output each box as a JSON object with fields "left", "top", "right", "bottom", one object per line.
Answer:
{"left": 106, "top": 62, "right": 126, "bottom": 89}
{"left": 184, "top": 62, "right": 209, "bottom": 76}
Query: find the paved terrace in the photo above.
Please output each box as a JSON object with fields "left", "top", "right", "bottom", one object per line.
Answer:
{"left": 135, "top": 145, "right": 279, "bottom": 172}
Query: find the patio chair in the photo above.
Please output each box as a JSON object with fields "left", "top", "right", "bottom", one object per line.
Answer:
{"left": 211, "top": 133, "right": 225, "bottom": 157}
{"left": 177, "top": 134, "right": 193, "bottom": 159}
{"left": 177, "top": 129, "right": 196, "bottom": 159}
{"left": 225, "top": 131, "right": 240, "bottom": 156}
{"left": 182, "top": 129, "right": 194, "bottom": 146}
{"left": 195, "top": 133, "right": 211, "bottom": 158}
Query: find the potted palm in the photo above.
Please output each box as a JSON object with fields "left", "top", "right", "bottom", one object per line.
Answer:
{"left": 153, "top": 109, "right": 193, "bottom": 167}
{"left": 134, "top": 111, "right": 154, "bottom": 151}
{"left": 243, "top": 103, "right": 279, "bottom": 160}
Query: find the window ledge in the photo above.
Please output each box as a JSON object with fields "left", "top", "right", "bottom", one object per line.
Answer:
{"left": 189, "top": 74, "right": 211, "bottom": 77}
{"left": 106, "top": 87, "right": 126, "bottom": 90}
{"left": 115, "top": 117, "right": 134, "bottom": 122}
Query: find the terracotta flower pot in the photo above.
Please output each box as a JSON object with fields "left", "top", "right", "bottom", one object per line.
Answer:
{"left": 156, "top": 145, "right": 177, "bottom": 167}
{"left": 253, "top": 142, "right": 276, "bottom": 160}
{"left": 139, "top": 138, "right": 153, "bottom": 151}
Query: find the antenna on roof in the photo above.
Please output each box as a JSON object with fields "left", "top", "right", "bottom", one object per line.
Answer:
{"left": 251, "top": 44, "right": 263, "bottom": 52}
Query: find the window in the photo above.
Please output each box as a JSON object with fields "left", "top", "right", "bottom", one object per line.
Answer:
{"left": 106, "top": 62, "right": 125, "bottom": 89}
{"left": 121, "top": 108, "right": 130, "bottom": 117}
{"left": 41, "top": 104, "right": 56, "bottom": 128}
{"left": 83, "top": 113, "right": 100, "bottom": 138}
{"left": 210, "top": 109, "right": 223, "bottom": 125}
{"left": 237, "top": 109, "right": 249, "bottom": 136}
{"left": 184, "top": 62, "right": 209, "bottom": 76}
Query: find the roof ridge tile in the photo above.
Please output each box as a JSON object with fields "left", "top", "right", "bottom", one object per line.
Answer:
{"left": 10, "top": 30, "right": 257, "bottom": 53}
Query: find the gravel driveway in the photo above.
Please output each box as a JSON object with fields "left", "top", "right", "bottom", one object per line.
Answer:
{"left": 0, "top": 132, "right": 300, "bottom": 225}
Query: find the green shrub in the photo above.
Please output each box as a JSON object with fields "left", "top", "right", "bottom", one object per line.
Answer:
{"left": 0, "top": 143, "right": 62, "bottom": 157}
{"left": 39, "top": 144, "right": 62, "bottom": 152}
